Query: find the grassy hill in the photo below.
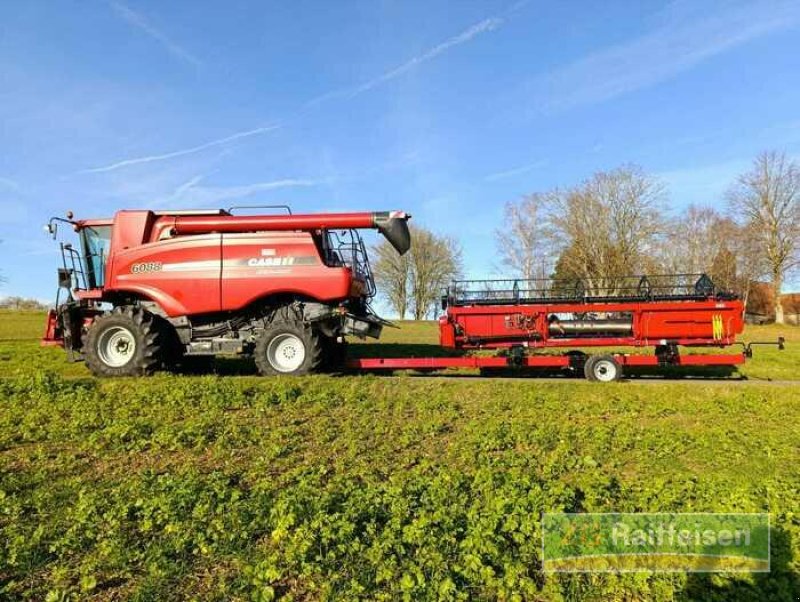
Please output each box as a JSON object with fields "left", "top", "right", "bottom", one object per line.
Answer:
{"left": 1, "top": 312, "right": 799, "bottom": 600}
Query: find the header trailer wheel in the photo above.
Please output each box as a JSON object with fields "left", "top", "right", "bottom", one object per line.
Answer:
{"left": 584, "top": 355, "right": 622, "bottom": 382}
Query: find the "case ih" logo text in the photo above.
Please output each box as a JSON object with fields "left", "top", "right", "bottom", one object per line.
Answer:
{"left": 247, "top": 256, "right": 296, "bottom": 267}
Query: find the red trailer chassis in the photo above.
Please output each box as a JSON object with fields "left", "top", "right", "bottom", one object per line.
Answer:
{"left": 347, "top": 352, "right": 747, "bottom": 371}
{"left": 347, "top": 275, "right": 783, "bottom": 381}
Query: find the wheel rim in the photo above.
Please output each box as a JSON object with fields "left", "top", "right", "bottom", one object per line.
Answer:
{"left": 593, "top": 359, "right": 618, "bottom": 382}
{"left": 266, "top": 333, "right": 306, "bottom": 373}
{"left": 97, "top": 326, "right": 137, "bottom": 368}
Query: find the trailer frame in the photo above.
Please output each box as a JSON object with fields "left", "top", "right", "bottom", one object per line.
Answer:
{"left": 347, "top": 352, "right": 747, "bottom": 371}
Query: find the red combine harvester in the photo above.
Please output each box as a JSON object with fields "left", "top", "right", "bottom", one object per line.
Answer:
{"left": 43, "top": 208, "right": 780, "bottom": 380}
{"left": 42, "top": 207, "right": 410, "bottom": 376}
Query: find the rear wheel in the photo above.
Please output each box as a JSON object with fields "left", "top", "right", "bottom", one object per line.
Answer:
{"left": 584, "top": 355, "right": 622, "bottom": 382}
{"left": 85, "top": 307, "right": 164, "bottom": 377}
{"left": 255, "top": 318, "right": 322, "bottom": 376}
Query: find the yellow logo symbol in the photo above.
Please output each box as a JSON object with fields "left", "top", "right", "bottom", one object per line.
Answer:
{"left": 712, "top": 314, "right": 724, "bottom": 340}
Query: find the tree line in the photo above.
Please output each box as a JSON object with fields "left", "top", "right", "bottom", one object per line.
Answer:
{"left": 0, "top": 296, "right": 49, "bottom": 311}
{"left": 373, "top": 150, "right": 799, "bottom": 323}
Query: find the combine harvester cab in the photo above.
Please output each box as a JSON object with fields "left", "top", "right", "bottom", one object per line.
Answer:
{"left": 42, "top": 207, "right": 410, "bottom": 377}
{"left": 351, "top": 273, "right": 783, "bottom": 381}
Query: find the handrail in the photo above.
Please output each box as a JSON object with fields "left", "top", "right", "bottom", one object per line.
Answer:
{"left": 445, "top": 273, "right": 734, "bottom": 306}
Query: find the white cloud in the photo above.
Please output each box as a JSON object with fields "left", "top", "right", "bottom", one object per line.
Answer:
{"left": 484, "top": 159, "right": 546, "bottom": 181}
{"left": 537, "top": 1, "right": 800, "bottom": 111}
{"left": 140, "top": 173, "right": 208, "bottom": 209}
{"left": 0, "top": 177, "right": 21, "bottom": 191}
{"left": 81, "top": 125, "right": 280, "bottom": 174}
{"left": 158, "top": 178, "right": 318, "bottom": 208}
{"left": 110, "top": 1, "right": 201, "bottom": 67}
{"left": 331, "top": 17, "right": 502, "bottom": 101}
{"left": 305, "top": 4, "right": 525, "bottom": 107}
{"left": 169, "top": 174, "right": 206, "bottom": 199}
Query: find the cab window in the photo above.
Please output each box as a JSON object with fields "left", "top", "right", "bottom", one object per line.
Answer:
{"left": 80, "top": 226, "right": 112, "bottom": 288}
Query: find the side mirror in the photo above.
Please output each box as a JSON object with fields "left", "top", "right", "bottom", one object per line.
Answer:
{"left": 58, "top": 268, "right": 73, "bottom": 289}
{"left": 44, "top": 222, "right": 57, "bottom": 238}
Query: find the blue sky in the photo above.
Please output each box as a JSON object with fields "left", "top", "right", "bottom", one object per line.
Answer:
{"left": 2, "top": 0, "right": 800, "bottom": 304}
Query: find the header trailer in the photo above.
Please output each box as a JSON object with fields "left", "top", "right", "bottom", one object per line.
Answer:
{"left": 351, "top": 273, "right": 782, "bottom": 381}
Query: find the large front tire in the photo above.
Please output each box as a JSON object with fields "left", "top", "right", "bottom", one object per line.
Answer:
{"left": 255, "top": 319, "right": 322, "bottom": 376}
{"left": 85, "top": 307, "right": 165, "bottom": 377}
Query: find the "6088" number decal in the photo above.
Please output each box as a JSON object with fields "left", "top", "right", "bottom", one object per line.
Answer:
{"left": 131, "top": 262, "right": 162, "bottom": 274}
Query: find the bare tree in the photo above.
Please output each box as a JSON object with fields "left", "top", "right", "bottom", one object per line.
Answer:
{"left": 373, "top": 225, "right": 462, "bottom": 320}
{"left": 409, "top": 227, "right": 462, "bottom": 319}
{"left": 657, "top": 206, "right": 757, "bottom": 292}
{"left": 495, "top": 194, "right": 555, "bottom": 280}
{"left": 659, "top": 205, "right": 727, "bottom": 274}
{"left": 728, "top": 151, "right": 800, "bottom": 323}
{"left": 372, "top": 240, "right": 411, "bottom": 319}
{"left": 549, "top": 165, "right": 666, "bottom": 294}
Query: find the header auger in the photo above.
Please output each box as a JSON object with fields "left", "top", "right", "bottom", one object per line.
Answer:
{"left": 43, "top": 208, "right": 781, "bottom": 380}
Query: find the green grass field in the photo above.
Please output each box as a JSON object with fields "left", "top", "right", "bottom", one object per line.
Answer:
{"left": 1, "top": 311, "right": 799, "bottom": 600}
